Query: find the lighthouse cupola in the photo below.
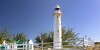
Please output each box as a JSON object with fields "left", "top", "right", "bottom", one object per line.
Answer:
{"left": 53, "top": 5, "right": 62, "bottom": 17}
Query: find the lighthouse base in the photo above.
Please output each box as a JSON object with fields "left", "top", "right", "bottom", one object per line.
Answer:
{"left": 54, "top": 42, "right": 62, "bottom": 50}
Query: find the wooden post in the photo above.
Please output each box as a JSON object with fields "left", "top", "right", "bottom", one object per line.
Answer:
{"left": 42, "top": 39, "right": 43, "bottom": 50}
{"left": 41, "top": 33, "right": 43, "bottom": 50}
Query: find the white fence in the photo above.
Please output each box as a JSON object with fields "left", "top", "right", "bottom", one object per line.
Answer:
{"left": 0, "top": 40, "right": 34, "bottom": 50}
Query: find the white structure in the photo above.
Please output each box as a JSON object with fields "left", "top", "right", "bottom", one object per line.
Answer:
{"left": 53, "top": 5, "right": 62, "bottom": 49}
{"left": 28, "top": 39, "right": 34, "bottom": 50}
{"left": 2, "top": 40, "right": 6, "bottom": 45}
{"left": 84, "top": 37, "right": 94, "bottom": 46}
{"left": 0, "top": 39, "right": 34, "bottom": 50}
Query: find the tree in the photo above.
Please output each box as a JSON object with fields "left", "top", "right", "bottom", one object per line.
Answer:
{"left": 35, "top": 27, "right": 79, "bottom": 48}
{"left": 62, "top": 27, "right": 79, "bottom": 48}
{"left": 13, "top": 32, "right": 27, "bottom": 43}
{"left": 35, "top": 32, "right": 53, "bottom": 47}
{"left": 0, "top": 27, "right": 13, "bottom": 44}
{"left": 0, "top": 27, "right": 28, "bottom": 44}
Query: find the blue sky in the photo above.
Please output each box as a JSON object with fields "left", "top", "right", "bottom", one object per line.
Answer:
{"left": 0, "top": 0, "right": 100, "bottom": 42}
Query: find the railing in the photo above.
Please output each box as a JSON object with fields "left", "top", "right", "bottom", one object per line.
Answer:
{"left": 34, "top": 37, "right": 94, "bottom": 50}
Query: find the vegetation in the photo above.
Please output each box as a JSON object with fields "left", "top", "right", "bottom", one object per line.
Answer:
{"left": 13, "top": 32, "right": 27, "bottom": 42}
{"left": 35, "top": 27, "right": 79, "bottom": 48}
{"left": 0, "top": 27, "right": 13, "bottom": 44}
{"left": 0, "top": 27, "right": 79, "bottom": 48}
{"left": 0, "top": 27, "right": 27, "bottom": 44}
{"left": 35, "top": 32, "right": 53, "bottom": 47}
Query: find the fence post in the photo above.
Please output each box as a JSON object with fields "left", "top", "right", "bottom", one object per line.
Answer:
{"left": 11, "top": 43, "right": 14, "bottom": 50}
{"left": 29, "top": 39, "right": 34, "bottom": 50}
{"left": 14, "top": 42, "right": 17, "bottom": 50}
{"left": 25, "top": 41, "right": 27, "bottom": 50}
{"left": 23, "top": 42, "right": 24, "bottom": 50}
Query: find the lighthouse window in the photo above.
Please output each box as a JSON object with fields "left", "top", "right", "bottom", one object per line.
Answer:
{"left": 57, "top": 30, "right": 59, "bottom": 32}
{"left": 57, "top": 16, "right": 58, "bottom": 18}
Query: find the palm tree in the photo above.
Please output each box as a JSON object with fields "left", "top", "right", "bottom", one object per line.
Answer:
{"left": 0, "top": 27, "right": 13, "bottom": 44}
{"left": 13, "top": 32, "right": 27, "bottom": 43}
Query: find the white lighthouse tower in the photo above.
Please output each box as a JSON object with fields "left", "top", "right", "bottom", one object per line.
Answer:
{"left": 53, "top": 5, "right": 62, "bottom": 49}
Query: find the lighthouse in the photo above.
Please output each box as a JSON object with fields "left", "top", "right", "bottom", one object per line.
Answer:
{"left": 53, "top": 5, "right": 62, "bottom": 49}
